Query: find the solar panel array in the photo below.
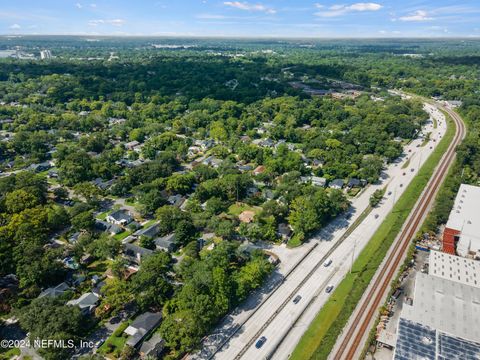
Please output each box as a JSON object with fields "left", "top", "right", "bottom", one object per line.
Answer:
{"left": 394, "top": 317, "right": 480, "bottom": 360}
{"left": 438, "top": 332, "right": 480, "bottom": 360}
{"left": 395, "top": 318, "right": 436, "bottom": 360}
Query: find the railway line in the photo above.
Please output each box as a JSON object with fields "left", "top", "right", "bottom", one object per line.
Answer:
{"left": 332, "top": 104, "right": 466, "bottom": 360}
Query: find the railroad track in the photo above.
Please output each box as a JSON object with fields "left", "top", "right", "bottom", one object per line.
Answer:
{"left": 333, "top": 105, "right": 466, "bottom": 360}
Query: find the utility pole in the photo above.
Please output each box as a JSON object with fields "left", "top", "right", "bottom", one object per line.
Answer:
{"left": 350, "top": 236, "right": 357, "bottom": 274}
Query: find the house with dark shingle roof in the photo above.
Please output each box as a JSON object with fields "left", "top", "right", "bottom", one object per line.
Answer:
{"left": 38, "top": 282, "right": 70, "bottom": 298}
{"left": 154, "top": 233, "right": 177, "bottom": 253}
{"left": 124, "top": 243, "right": 153, "bottom": 264}
{"left": 139, "top": 334, "right": 164, "bottom": 358}
{"left": 125, "top": 312, "right": 162, "bottom": 348}
{"left": 329, "top": 179, "right": 345, "bottom": 189}
{"left": 134, "top": 223, "right": 160, "bottom": 239}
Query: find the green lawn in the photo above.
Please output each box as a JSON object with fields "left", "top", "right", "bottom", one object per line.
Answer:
{"left": 141, "top": 219, "right": 156, "bottom": 228}
{"left": 228, "top": 203, "right": 262, "bottom": 216}
{"left": 98, "top": 321, "right": 130, "bottom": 358}
{"left": 96, "top": 210, "right": 110, "bottom": 220}
{"left": 401, "top": 157, "right": 411, "bottom": 169}
{"left": 421, "top": 132, "right": 431, "bottom": 147}
{"left": 113, "top": 231, "right": 132, "bottom": 241}
{"left": 290, "top": 111, "right": 455, "bottom": 360}
{"left": 87, "top": 260, "right": 112, "bottom": 277}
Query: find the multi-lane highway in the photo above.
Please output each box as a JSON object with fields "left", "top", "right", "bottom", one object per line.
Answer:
{"left": 331, "top": 102, "right": 466, "bottom": 360}
{"left": 191, "top": 101, "right": 452, "bottom": 360}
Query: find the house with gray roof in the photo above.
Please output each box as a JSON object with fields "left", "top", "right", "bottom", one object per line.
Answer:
{"left": 67, "top": 292, "right": 99, "bottom": 315}
{"left": 95, "top": 220, "right": 122, "bottom": 235}
{"left": 38, "top": 282, "right": 70, "bottom": 298}
{"left": 134, "top": 223, "right": 160, "bottom": 239}
{"left": 124, "top": 243, "right": 153, "bottom": 264}
{"left": 154, "top": 233, "right": 177, "bottom": 253}
{"left": 329, "top": 179, "right": 345, "bottom": 189}
{"left": 139, "top": 334, "right": 164, "bottom": 358}
{"left": 125, "top": 312, "right": 162, "bottom": 348}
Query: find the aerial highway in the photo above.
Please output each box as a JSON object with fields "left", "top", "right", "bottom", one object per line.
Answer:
{"left": 192, "top": 102, "right": 449, "bottom": 360}
{"left": 331, "top": 102, "right": 466, "bottom": 360}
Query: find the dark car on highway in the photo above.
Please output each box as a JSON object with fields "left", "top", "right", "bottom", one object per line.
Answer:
{"left": 255, "top": 336, "right": 267, "bottom": 349}
{"left": 293, "top": 295, "right": 302, "bottom": 304}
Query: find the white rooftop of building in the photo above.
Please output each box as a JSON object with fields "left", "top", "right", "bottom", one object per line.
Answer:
{"left": 402, "top": 272, "right": 480, "bottom": 343}
{"left": 446, "top": 184, "right": 480, "bottom": 257}
{"left": 446, "top": 184, "right": 480, "bottom": 232}
{"left": 429, "top": 250, "right": 480, "bottom": 288}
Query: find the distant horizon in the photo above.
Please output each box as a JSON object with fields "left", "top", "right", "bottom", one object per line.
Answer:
{"left": 2, "top": 34, "right": 480, "bottom": 40}
{"left": 1, "top": 1, "right": 480, "bottom": 38}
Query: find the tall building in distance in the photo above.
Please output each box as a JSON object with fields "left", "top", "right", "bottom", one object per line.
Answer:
{"left": 40, "top": 49, "right": 52, "bottom": 59}
{"left": 442, "top": 184, "right": 480, "bottom": 257}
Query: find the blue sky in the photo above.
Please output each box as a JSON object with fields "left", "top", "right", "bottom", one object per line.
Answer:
{"left": 1, "top": 0, "right": 480, "bottom": 37}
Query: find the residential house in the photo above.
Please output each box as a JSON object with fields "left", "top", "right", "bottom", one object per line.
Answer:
{"left": 124, "top": 243, "right": 153, "bottom": 264}
{"left": 311, "top": 176, "right": 327, "bottom": 187}
{"left": 188, "top": 146, "right": 202, "bottom": 157}
{"left": 239, "top": 210, "right": 255, "bottom": 223}
{"left": 134, "top": 223, "right": 160, "bottom": 239}
{"left": 311, "top": 159, "right": 324, "bottom": 168}
{"left": 67, "top": 292, "right": 100, "bottom": 315}
{"left": 108, "top": 117, "right": 126, "bottom": 126}
{"left": 106, "top": 209, "right": 133, "bottom": 226}
{"left": 237, "top": 164, "right": 253, "bottom": 172}
{"left": 195, "top": 139, "right": 215, "bottom": 151}
{"left": 247, "top": 186, "right": 260, "bottom": 197}
{"left": 167, "top": 194, "right": 186, "bottom": 208}
{"left": 92, "top": 178, "right": 114, "bottom": 190}
{"left": 347, "top": 178, "right": 362, "bottom": 189}
{"left": 262, "top": 189, "right": 275, "bottom": 200}
{"left": 139, "top": 334, "right": 165, "bottom": 359}
{"left": 125, "top": 312, "right": 163, "bottom": 348}
{"left": 38, "top": 282, "right": 70, "bottom": 298}
{"left": 154, "top": 233, "right": 177, "bottom": 253}
{"left": 202, "top": 156, "right": 222, "bottom": 169}
{"left": 329, "top": 179, "right": 345, "bottom": 189}
{"left": 69, "top": 232, "right": 81, "bottom": 244}
{"left": 277, "top": 223, "right": 292, "bottom": 241}
{"left": 253, "top": 138, "right": 274, "bottom": 148}
{"left": 28, "top": 161, "right": 51, "bottom": 173}
{"left": 253, "top": 165, "right": 266, "bottom": 176}
{"left": 124, "top": 140, "right": 140, "bottom": 151}
{"left": 95, "top": 220, "right": 123, "bottom": 235}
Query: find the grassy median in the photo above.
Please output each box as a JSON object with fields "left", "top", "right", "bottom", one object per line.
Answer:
{"left": 290, "top": 111, "right": 455, "bottom": 360}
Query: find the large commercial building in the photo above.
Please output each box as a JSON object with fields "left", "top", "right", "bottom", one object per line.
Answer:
{"left": 429, "top": 250, "right": 480, "bottom": 288}
{"left": 442, "top": 184, "right": 480, "bottom": 257}
{"left": 394, "top": 272, "right": 480, "bottom": 359}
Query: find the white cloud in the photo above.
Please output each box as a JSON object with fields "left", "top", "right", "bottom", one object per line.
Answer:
{"left": 9, "top": 23, "right": 21, "bottom": 29}
{"left": 90, "top": 3, "right": 97, "bottom": 8}
{"left": 88, "top": 19, "right": 126, "bottom": 27}
{"left": 75, "top": 3, "right": 83, "bottom": 9}
{"left": 223, "top": 2, "right": 276, "bottom": 14}
{"left": 398, "top": 10, "right": 433, "bottom": 22}
{"left": 315, "top": 2, "right": 382, "bottom": 17}
{"left": 196, "top": 14, "right": 228, "bottom": 19}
